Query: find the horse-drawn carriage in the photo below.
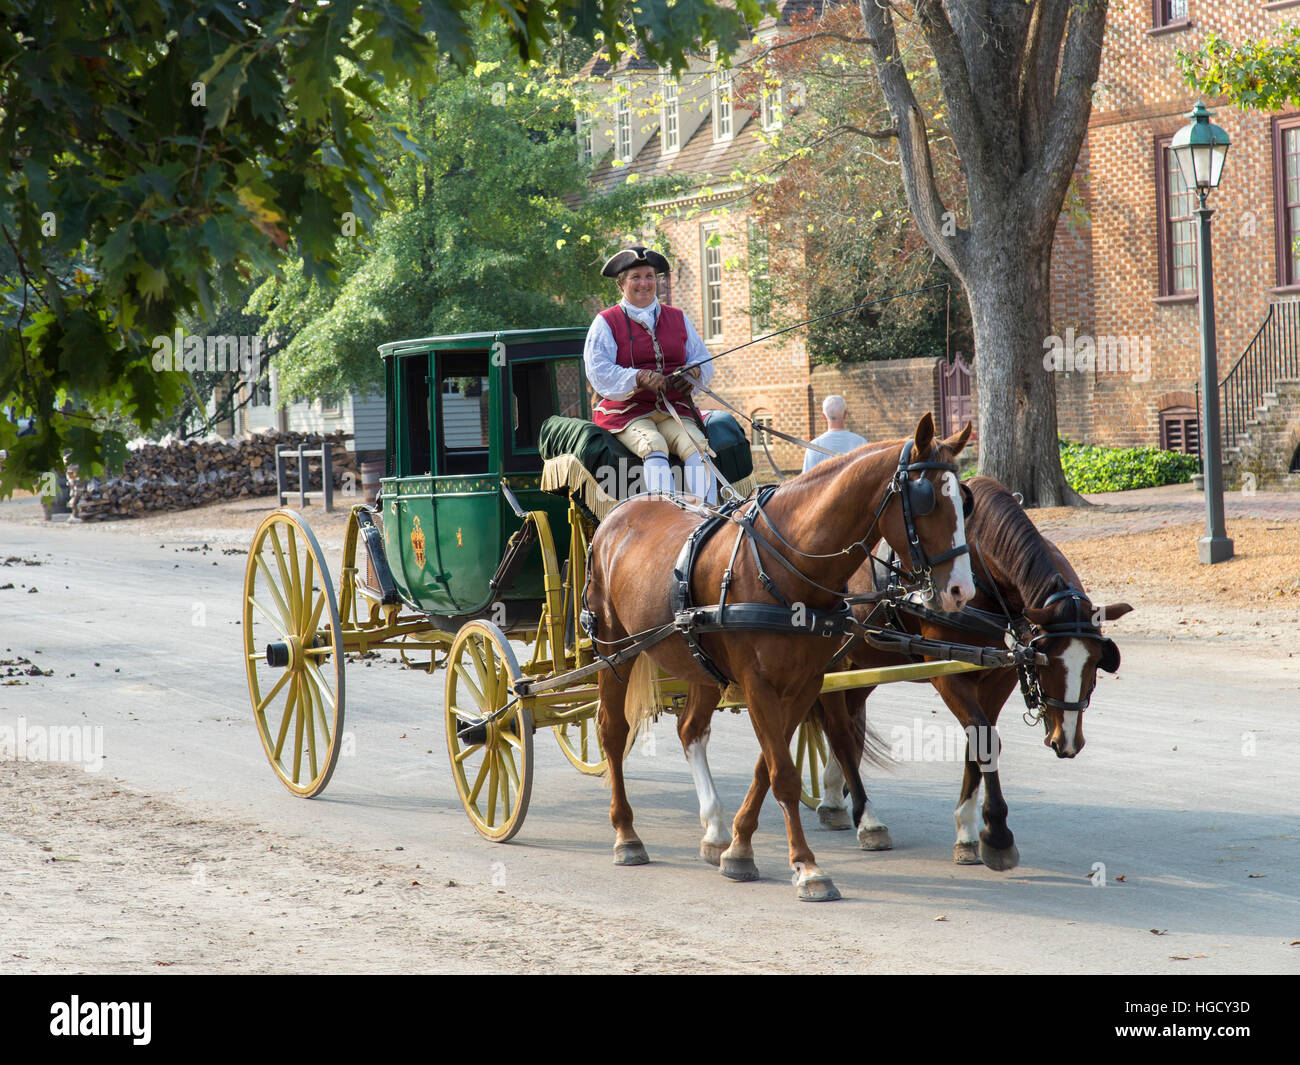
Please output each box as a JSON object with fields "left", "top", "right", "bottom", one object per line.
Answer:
{"left": 242, "top": 326, "right": 1124, "bottom": 899}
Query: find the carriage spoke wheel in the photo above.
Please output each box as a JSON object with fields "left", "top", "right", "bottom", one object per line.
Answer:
{"left": 794, "top": 719, "right": 830, "bottom": 809}
{"left": 445, "top": 621, "right": 533, "bottom": 842}
{"left": 554, "top": 710, "right": 606, "bottom": 776}
{"left": 243, "top": 510, "right": 345, "bottom": 798}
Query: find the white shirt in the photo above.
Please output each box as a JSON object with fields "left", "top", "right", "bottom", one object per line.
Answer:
{"left": 583, "top": 298, "right": 714, "bottom": 399}
{"left": 802, "top": 428, "right": 868, "bottom": 473}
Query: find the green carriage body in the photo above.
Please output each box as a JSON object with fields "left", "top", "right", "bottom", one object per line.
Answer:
{"left": 377, "top": 327, "right": 590, "bottom": 625}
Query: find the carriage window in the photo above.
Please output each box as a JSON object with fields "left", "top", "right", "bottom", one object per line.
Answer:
{"left": 400, "top": 354, "right": 431, "bottom": 475}
{"left": 510, "top": 357, "right": 588, "bottom": 450}
{"left": 436, "top": 351, "right": 490, "bottom": 475}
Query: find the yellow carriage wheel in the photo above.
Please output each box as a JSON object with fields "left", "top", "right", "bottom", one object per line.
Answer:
{"left": 243, "top": 510, "right": 345, "bottom": 798}
{"left": 793, "top": 718, "right": 829, "bottom": 809}
{"left": 445, "top": 621, "right": 533, "bottom": 842}
{"left": 554, "top": 712, "right": 606, "bottom": 776}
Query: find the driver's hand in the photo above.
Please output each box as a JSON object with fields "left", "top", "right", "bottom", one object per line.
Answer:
{"left": 636, "top": 369, "right": 668, "bottom": 394}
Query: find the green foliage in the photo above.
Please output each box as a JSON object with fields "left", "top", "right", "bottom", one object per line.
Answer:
{"left": 0, "top": 0, "right": 767, "bottom": 498}
{"left": 738, "top": 5, "right": 973, "bottom": 366}
{"left": 1178, "top": 25, "right": 1300, "bottom": 111}
{"left": 1058, "top": 440, "right": 1200, "bottom": 494}
{"left": 251, "top": 41, "right": 676, "bottom": 401}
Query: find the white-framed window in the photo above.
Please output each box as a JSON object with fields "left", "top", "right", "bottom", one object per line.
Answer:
{"left": 615, "top": 77, "right": 632, "bottom": 163}
{"left": 576, "top": 107, "right": 593, "bottom": 163}
{"left": 711, "top": 48, "right": 733, "bottom": 143}
{"left": 701, "top": 224, "right": 723, "bottom": 340}
{"left": 320, "top": 394, "right": 341, "bottom": 417}
{"left": 760, "top": 83, "right": 784, "bottom": 132}
{"left": 661, "top": 73, "right": 680, "bottom": 154}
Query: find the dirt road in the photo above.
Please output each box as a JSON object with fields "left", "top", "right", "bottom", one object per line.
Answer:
{"left": 2, "top": 494, "right": 1297, "bottom": 974}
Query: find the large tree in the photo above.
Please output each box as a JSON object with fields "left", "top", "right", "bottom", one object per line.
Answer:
{"left": 735, "top": 3, "right": 972, "bottom": 366}
{"left": 0, "top": 0, "right": 763, "bottom": 498}
{"left": 857, "top": 0, "right": 1108, "bottom": 505}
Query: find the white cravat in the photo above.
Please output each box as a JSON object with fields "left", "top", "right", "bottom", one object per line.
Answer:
{"left": 620, "top": 297, "right": 660, "bottom": 333}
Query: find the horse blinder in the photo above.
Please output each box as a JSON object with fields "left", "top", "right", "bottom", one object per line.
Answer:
{"left": 1098, "top": 637, "right": 1120, "bottom": 674}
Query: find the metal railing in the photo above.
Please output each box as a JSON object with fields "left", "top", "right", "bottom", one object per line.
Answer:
{"left": 1216, "top": 301, "right": 1300, "bottom": 452}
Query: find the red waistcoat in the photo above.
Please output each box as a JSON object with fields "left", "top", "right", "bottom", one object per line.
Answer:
{"left": 592, "top": 304, "right": 696, "bottom": 433}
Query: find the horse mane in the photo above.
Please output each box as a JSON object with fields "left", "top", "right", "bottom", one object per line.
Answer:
{"left": 965, "top": 476, "right": 1066, "bottom": 609}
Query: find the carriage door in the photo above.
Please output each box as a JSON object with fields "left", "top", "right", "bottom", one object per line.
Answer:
{"left": 936, "top": 353, "right": 973, "bottom": 438}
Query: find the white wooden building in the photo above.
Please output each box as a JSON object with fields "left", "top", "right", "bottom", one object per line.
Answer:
{"left": 232, "top": 365, "right": 386, "bottom": 460}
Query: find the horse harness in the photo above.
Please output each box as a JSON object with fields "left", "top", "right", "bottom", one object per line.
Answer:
{"left": 659, "top": 442, "right": 971, "bottom": 686}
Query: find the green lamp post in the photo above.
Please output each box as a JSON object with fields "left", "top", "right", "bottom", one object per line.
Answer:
{"left": 1170, "top": 102, "right": 1233, "bottom": 565}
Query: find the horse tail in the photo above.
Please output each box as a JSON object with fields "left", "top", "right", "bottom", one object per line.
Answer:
{"left": 849, "top": 688, "right": 895, "bottom": 770}
{"left": 621, "top": 653, "right": 661, "bottom": 759}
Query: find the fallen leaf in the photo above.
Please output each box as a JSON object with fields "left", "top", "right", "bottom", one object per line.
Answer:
{"left": 933, "top": 915, "right": 948, "bottom": 922}
{"left": 1149, "top": 929, "right": 1167, "bottom": 935}
{"left": 1248, "top": 873, "right": 1265, "bottom": 878}
{"left": 1115, "top": 875, "right": 1127, "bottom": 882}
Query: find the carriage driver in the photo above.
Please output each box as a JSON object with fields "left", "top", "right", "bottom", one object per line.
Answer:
{"left": 582, "top": 246, "right": 717, "bottom": 503}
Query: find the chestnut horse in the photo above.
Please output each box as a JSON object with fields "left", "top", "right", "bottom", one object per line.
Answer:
{"left": 811, "top": 476, "right": 1132, "bottom": 869}
{"left": 585, "top": 414, "right": 973, "bottom": 901}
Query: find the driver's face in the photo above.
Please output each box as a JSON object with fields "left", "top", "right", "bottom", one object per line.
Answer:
{"left": 620, "top": 266, "right": 659, "bottom": 308}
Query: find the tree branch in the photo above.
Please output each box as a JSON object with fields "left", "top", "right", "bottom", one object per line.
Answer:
{"left": 1029, "top": 0, "right": 1109, "bottom": 243}
{"left": 1019, "top": 0, "right": 1071, "bottom": 169}
{"left": 912, "top": 0, "right": 987, "bottom": 179}
{"left": 858, "top": 0, "right": 965, "bottom": 276}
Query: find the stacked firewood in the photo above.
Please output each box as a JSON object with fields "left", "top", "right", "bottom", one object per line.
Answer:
{"left": 67, "top": 431, "right": 357, "bottom": 521}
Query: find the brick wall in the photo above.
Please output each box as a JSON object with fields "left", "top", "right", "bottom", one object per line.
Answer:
{"left": 1051, "top": 1, "right": 1300, "bottom": 451}
{"left": 653, "top": 197, "right": 813, "bottom": 471}
{"left": 809, "top": 358, "right": 941, "bottom": 442}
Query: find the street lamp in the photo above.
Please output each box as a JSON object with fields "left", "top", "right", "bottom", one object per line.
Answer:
{"left": 1170, "top": 101, "right": 1233, "bottom": 564}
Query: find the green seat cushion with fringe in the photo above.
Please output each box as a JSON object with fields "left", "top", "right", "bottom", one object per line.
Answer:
{"left": 538, "top": 411, "right": 753, "bottom": 484}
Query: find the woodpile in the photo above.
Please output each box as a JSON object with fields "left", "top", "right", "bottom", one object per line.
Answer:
{"left": 67, "top": 431, "right": 358, "bottom": 521}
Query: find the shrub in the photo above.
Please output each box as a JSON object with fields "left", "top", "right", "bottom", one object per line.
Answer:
{"left": 1058, "top": 439, "right": 1200, "bottom": 493}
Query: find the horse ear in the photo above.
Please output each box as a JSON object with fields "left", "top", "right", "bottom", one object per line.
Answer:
{"left": 1100, "top": 602, "right": 1133, "bottom": 622}
{"left": 1022, "top": 605, "right": 1055, "bottom": 628}
{"left": 942, "top": 421, "right": 972, "bottom": 456}
{"left": 913, "top": 412, "right": 936, "bottom": 456}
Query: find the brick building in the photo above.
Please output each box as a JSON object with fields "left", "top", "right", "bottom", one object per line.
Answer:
{"left": 1052, "top": 0, "right": 1300, "bottom": 483}
{"left": 580, "top": 3, "right": 832, "bottom": 471}
{"left": 583, "top": 2, "right": 1300, "bottom": 482}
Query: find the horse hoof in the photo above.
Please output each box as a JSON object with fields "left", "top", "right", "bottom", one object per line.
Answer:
{"left": 614, "top": 842, "right": 649, "bottom": 866}
{"left": 818, "top": 807, "right": 853, "bottom": 830}
{"left": 979, "top": 840, "right": 1020, "bottom": 871}
{"left": 796, "top": 873, "right": 842, "bottom": 902}
{"left": 953, "top": 842, "right": 982, "bottom": 865}
{"left": 720, "top": 855, "right": 760, "bottom": 882}
{"left": 858, "top": 826, "right": 893, "bottom": 851}
{"left": 700, "top": 840, "right": 729, "bottom": 866}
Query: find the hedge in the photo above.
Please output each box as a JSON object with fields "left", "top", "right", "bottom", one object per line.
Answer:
{"left": 1058, "top": 439, "right": 1199, "bottom": 493}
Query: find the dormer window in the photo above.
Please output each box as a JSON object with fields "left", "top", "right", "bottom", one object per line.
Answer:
{"left": 661, "top": 74, "right": 680, "bottom": 154}
{"left": 760, "top": 84, "right": 784, "bottom": 132}
{"left": 615, "top": 77, "right": 632, "bottom": 163}
{"left": 711, "top": 48, "right": 733, "bottom": 143}
{"left": 576, "top": 107, "right": 593, "bottom": 163}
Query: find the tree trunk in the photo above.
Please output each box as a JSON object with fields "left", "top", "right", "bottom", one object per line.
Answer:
{"left": 965, "top": 238, "right": 1082, "bottom": 507}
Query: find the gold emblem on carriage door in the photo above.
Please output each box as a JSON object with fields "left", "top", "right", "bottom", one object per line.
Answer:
{"left": 411, "top": 516, "right": 427, "bottom": 568}
{"left": 457, "top": 528, "right": 463, "bottom": 547}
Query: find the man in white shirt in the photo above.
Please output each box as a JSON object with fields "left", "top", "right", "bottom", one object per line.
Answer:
{"left": 802, "top": 394, "right": 868, "bottom": 473}
{"left": 583, "top": 246, "right": 716, "bottom": 501}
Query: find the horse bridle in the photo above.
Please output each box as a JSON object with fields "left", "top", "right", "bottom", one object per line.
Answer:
{"left": 884, "top": 441, "right": 972, "bottom": 598}
{"left": 1017, "top": 587, "right": 1118, "bottom": 723}
{"left": 967, "top": 543, "right": 1119, "bottom": 725}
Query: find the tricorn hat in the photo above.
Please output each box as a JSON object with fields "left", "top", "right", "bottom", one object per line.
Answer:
{"left": 601, "top": 245, "right": 670, "bottom": 278}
